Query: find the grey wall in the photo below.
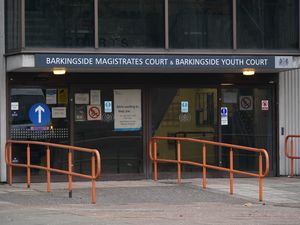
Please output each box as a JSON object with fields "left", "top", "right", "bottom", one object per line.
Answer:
{"left": 0, "top": 0, "right": 6, "bottom": 182}
{"left": 279, "top": 69, "right": 300, "bottom": 176}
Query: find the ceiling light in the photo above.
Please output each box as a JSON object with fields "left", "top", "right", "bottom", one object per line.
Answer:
{"left": 53, "top": 68, "right": 66, "bottom": 75}
{"left": 242, "top": 68, "right": 255, "bottom": 76}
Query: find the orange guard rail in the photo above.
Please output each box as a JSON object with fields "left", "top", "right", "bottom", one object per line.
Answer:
{"left": 5, "top": 140, "right": 101, "bottom": 204}
{"left": 149, "top": 136, "right": 269, "bottom": 201}
{"left": 285, "top": 135, "right": 300, "bottom": 177}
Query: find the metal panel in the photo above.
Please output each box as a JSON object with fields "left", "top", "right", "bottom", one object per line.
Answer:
{"left": 279, "top": 69, "right": 300, "bottom": 175}
{"left": 0, "top": 0, "right": 6, "bottom": 182}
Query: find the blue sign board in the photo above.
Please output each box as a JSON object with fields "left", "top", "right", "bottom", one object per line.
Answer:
{"left": 220, "top": 107, "right": 228, "bottom": 116}
{"left": 35, "top": 54, "right": 278, "bottom": 69}
{"left": 29, "top": 103, "right": 51, "bottom": 126}
{"left": 181, "top": 101, "right": 189, "bottom": 113}
{"left": 104, "top": 101, "right": 112, "bottom": 113}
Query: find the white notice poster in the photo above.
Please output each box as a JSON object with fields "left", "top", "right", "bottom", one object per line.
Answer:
{"left": 90, "top": 90, "right": 101, "bottom": 105}
{"left": 114, "top": 89, "right": 141, "bottom": 131}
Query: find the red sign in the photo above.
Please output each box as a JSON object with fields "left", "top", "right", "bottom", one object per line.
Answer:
{"left": 261, "top": 100, "right": 269, "bottom": 111}
{"left": 87, "top": 105, "right": 102, "bottom": 120}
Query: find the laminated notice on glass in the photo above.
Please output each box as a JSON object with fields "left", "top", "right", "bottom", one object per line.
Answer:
{"left": 90, "top": 90, "right": 101, "bottom": 105}
{"left": 75, "top": 93, "right": 89, "bottom": 104}
{"left": 75, "top": 105, "right": 86, "bottom": 121}
{"left": 58, "top": 88, "right": 68, "bottom": 104}
{"left": 87, "top": 105, "right": 102, "bottom": 121}
{"left": 46, "top": 89, "right": 57, "bottom": 104}
{"left": 114, "top": 89, "right": 141, "bottom": 131}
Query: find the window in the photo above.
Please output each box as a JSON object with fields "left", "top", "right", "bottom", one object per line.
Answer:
{"left": 98, "top": 0, "right": 164, "bottom": 48}
{"left": 169, "top": 0, "right": 232, "bottom": 49}
{"left": 25, "top": 0, "right": 94, "bottom": 47}
{"left": 237, "top": 0, "right": 299, "bottom": 49}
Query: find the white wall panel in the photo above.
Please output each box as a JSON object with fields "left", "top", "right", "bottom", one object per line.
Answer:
{"left": 279, "top": 69, "right": 300, "bottom": 175}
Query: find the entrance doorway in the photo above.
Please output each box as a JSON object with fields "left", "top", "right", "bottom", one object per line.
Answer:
{"left": 72, "top": 87, "right": 143, "bottom": 175}
{"left": 151, "top": 88, "right": 219, "bottom": 173}
{"left": 151, "top": 86, "right": 275, "bottom": 175}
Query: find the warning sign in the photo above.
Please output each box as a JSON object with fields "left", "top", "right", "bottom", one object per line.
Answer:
{"left": 87, "top": 105, "right": 102, "bottom": 120}
{"left": 239, "top": 96, "right": 253, "bottom": 111}
{"left": 261, "top": 100, "right": 269, "bottom": 111}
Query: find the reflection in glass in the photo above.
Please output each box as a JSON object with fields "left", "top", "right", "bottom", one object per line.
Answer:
{"left": 169, "top": 0, "right": 232, "bottom": 49}
{"left": 5, "top": 0, "right": 21, "bottom": 51}
{"left": 98, "top": 0, "right": 164, "bottom": 48}
{"left": 237, "top": 0, "right": 299, "bottom": 49}
{"left": 25, "top": 0, "right": 94, "bottom": 47}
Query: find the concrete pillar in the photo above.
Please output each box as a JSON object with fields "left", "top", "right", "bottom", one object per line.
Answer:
{"left": 0, "top": 0, "right": 7, "bottom": 182}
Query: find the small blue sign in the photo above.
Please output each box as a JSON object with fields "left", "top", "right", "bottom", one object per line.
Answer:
{"left": 29, "top": 103, "right": 51, "bottom": 126}
{"left": 220, "top": 107, "right": 228, "bottom": 116}
{"left": 104, "top": 101, "right": 112, "bottom": 113}
{"left": 181, "top": 101, "right": 189, "bottom": 113}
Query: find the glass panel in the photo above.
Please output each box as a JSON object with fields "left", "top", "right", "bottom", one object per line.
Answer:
{"left": 73, "top": 88, "right": 143, "bottom": 174}
{"left": 9, "top": 88, "right": 69, "bottom": 175}
{"left": 221, "top": 88, "right": 273, "bottom": 171}
{"left": 152, "top": 88, "right": 218, "bottom": 172}
{"left": 169, "top": 0, "right": 232, "bottom": 49}
{"left": 5, "top": 0, "right": 21, "bottom": 51}
{"left": 25, "top": 0, "right": 94, "bottom": 47}
{"left": 237, "top": 0, "right": 299, "bottom": 49}
{"left": 98, "top": 0, "right": 164, "bottom": 48}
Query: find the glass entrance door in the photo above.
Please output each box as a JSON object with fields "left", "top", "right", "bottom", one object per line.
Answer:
{"left": 72, "top": 87, "right": 143, "bottom": 174}
{"left": 151, "top": 88, "right": 219, "bottom": 172}
{"left": 220, "top": 87, "right": 274, "bottom": 173}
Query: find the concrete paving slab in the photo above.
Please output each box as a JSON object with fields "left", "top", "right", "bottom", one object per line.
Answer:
{"left": 0, "top": 177, "right": 300, "bottom": 225}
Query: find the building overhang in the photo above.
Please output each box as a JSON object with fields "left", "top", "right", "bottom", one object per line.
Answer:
{"left": 6, "top": 53, "right": 300, "bottom": 74}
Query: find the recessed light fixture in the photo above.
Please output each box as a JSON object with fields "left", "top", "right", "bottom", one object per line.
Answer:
{"left": 242, "top": 68, "right": 255, "bottom": 76}
{"left": 220, "top": 83, "right": 234, "bottom": 86}
{"left": 53, "top": 68, "right": 66, "bottom": 75}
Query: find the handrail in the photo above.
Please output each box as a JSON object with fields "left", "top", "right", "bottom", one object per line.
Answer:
{"left": 5, "top": 140, "right": 101, "bottom": 204}
{"left": 149, "top": 136, "right": 269, "bottom": 201}
{"left": 284, "top": 135, "right": 300, "bottom": 177}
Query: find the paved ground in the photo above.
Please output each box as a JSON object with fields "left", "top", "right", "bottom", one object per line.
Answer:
{"left": 1, "top": 177, "right": 300, "bottom": 225}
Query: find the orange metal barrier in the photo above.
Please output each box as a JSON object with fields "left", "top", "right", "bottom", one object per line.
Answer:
{"left": 285, "top": 135, "right": 300, "bottom": 177}
{"left": 5, "top": 140, "right": 101, "bottom": 204}
{"left": 149, "top": 136, "right": 269, "bottom": 201}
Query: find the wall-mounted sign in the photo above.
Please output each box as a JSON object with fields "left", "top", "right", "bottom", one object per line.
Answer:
{"left": 58, "top": 88, "right": 68, "bottom": 104}
{"left": 52, "top": 107, "right": 67, "bottom": 118}
{"left": 239, "top": 96, "right": 253, "bottom": 111}
{"left": 104, "top": 101, "right": 112, "bottom": 113}
{"left": 261, "top": 100, "right": 269, "bottom": 111}
{"left": 29, "top": 103, "right": 51, "bottom": 126}
{"left": 181, "top": 101, "right": 189, "bottom": 113}
{"left": 11, "top": 102, "right": 19, "bottom": 110}
{"left": 114, "top": 89, "right": 141, "bottom": 131}
{"left": 46, "top": 89, "right": 57, "bottom": 104}
{"left": 220, "top": 107, "right": 228, "bottom": 125}
{"left": 75, "top": 93, "right": 89, "bottom": 104}
{"left": 87, "top": 105, "right": 102, "bottom": 121}
{"left": 35, "top": 54, "right": 288, "bottom": 70}
{"left": 90, "top": 90, "right": 101, "bottom": 105}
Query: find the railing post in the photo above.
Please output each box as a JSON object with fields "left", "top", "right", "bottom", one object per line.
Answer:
{"left": 290, "top": 139, "right": 294, "bottom": 177}
{"left": 47, "top": 146, "right": 51, "bottom": 192}
{"left": 27, "top": 144, "right": 31, "bottom": 188}
{"left": 9, "top": 143, "right": 12, "bottom": 186}
{"left": 177, "top": 141, "right": 181, "bottom": 185}
{"left": 202, "top": 144, "right": 206, "bottom": 190}
{"left": 154, "top": 140, "right": 158, "bottom": 181}
{"left": 68, "top": 149, "right": 73, "bottom": 198}
{"left": 230, "top": 148, "right": 233, "bottom": 195}
{"left": 91, "top": 153, "right": 96, "bottom": 204}
{"left": 259, "top": 152, "right": 263, "bottom": 202}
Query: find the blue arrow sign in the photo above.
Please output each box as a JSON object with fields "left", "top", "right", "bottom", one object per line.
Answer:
{"left": 29, "top": 103, "right": 51, "bottom": 126}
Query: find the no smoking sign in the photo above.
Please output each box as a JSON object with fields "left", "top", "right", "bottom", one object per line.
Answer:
{"left": 87, "top": 105, "right": 102, "bottom": 120}
{"left": 239, "top": 96, "right": 253, "bottom": 111}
